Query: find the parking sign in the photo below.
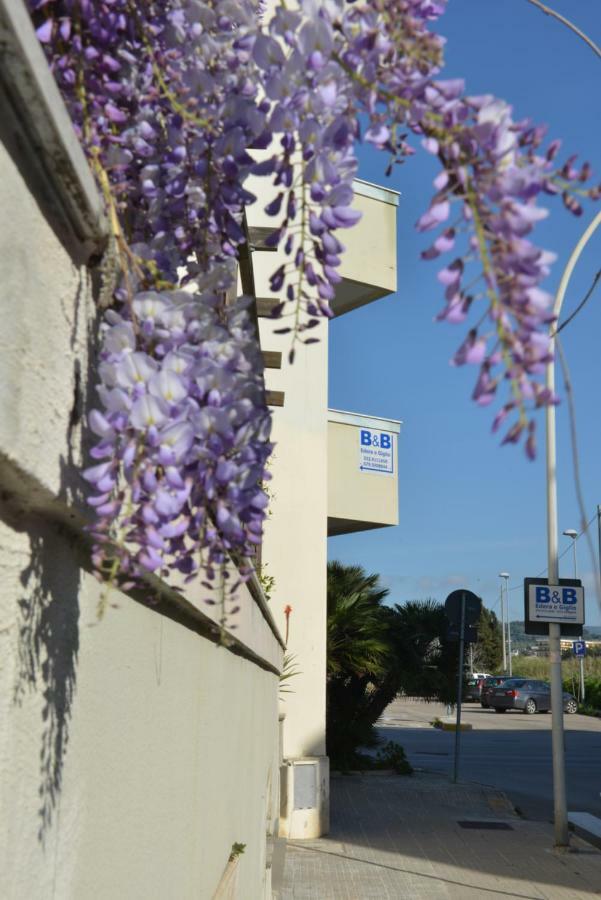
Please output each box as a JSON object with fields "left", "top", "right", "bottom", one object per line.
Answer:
{"left": 573, "top": 640, "right": 586, "bottom": 658}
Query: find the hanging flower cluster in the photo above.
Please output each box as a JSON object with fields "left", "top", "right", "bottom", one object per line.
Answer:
{"left": 30, "top": 0, "right": 598, "bottom": 589}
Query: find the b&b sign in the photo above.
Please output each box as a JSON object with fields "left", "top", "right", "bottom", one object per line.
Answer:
{"left": 358, "top": 428, "right": 394, "bottom": 476}
{"left": 528, "top": 583, "right": 584, "bottom": 625}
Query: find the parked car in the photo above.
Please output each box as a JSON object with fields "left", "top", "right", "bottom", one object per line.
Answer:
{"left": 480, "top": 675, "right": 511, "bottom": 708}
{"left": 488, "top": 678, "right": 579, "bottom": 714}
{"left": 465, "top": 677, "right": 484, "bottom": 702}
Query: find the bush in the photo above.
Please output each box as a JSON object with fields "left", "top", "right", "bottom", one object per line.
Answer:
{"left": 583, "top": 678, "right": 601, "bottom": 711}
{"left": 374, "top": 741, "right": 413, "bottom": 775}
{"left": 561, "top": 676, "right": 601, "bottom": 714}
{"left": 333, "top": 741, "right": 413, "bottom": 775}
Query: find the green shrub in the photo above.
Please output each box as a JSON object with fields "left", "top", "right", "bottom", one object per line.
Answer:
{"left": 374, "top": 741, "right": 413, "bottom": 775}
{"left": 333, "top": 741, "right": 413, "bottom": 775}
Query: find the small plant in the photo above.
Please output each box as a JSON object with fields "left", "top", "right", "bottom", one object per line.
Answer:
{"left": 431, "top": 717, "right": 444, "bottom": 729}
{"left": 332, "top": 741, "right": 413, "bottom": 775}
{"left": 258, "top": 565, "right": 276, "bottom": 603}
{"left": 374, "top": 741, "right": 413, "bottom": 775}
{"left": 229, "top": 842, "right": 246, "bottom": 862}
{"left": 279, "top": 653, "right": 301, "bottom": 700}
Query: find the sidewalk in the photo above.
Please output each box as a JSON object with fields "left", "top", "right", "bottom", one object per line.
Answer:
{"left": 279, "top": 772, "right": 601, "bottom": 899}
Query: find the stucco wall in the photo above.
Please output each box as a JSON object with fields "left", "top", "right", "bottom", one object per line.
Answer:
{"left": 0, "top": 28, "right": 282, "bottom": 899}
{"left": 0, "top": 520, "right": 280, "bottom": 900}
{"left": 255, "top": 250, "right": 329, "bottom": 762}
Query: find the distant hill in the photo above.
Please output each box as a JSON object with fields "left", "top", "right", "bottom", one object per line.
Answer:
{"left": 509, "top": 620, "right": 601, "bottom": 646}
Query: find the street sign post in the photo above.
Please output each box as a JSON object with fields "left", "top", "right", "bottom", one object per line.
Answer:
{"left": 524, "top": 577, "right": 585, "bottom": 846}
{"left": 573, "top": 640, "right": 586, "bottom": 701}
{"left": 444, "top": 589, "right": 482, "bottom": 784}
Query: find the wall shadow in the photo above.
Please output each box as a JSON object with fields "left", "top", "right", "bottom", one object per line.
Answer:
{"left": 13, "top": 522, "right": 80, "bottom": 843}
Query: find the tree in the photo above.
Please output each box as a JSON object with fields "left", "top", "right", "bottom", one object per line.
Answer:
{"left": 326, "top": 564, "right": 458, "bottom": 767}
{"left": 361, "top": 600, "right": 458, "bottom": 727}
{"left": 326, "top": 561, "right": 391, "bottom": 679}
{"left": 326, "top": 562, "right": 393, "bottom": 767}
{"left": 473, "top": 608, "right": 503, "bottom": 672}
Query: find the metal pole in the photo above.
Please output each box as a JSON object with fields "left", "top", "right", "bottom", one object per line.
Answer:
{"left": 507, "top": 585, "right": 513, "bottom": 676}
{"left": 500, "top": 584, "right": 507, "bottom": 673}
{"left": 540, "top": 213, "right": 601, "bottom": 847}
{"left": 469, "top": 643, "right": 474, "bottom": 676}
{"left": 598, "top": 505, "right": 601, "bottom": 598}
{"left": 571, "top": 537, "right": 585, "bottom": 703}
{"left": 546, "top": 318, "right": 569, "bottom": 848}
{"left": 453, "top": 592, "right": 466, "bottom": 784}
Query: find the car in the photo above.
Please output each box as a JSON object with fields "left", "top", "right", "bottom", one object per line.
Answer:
{"left": 465, "top": 677, "right": 484, "bottom": 702}
{"left": 480, "top": 675, "right": 511, "bottom": 708}
{"left": 488, "top": 678, "right": 579, "bottom": 715}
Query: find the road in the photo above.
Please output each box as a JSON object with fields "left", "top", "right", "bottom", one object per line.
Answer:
{"left": 377, "top": 698, "right": 601, "bottom": 822}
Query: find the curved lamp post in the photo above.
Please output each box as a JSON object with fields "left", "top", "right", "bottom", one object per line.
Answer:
{"left": 545, "top": 209, "right": 601, "bottom": 847}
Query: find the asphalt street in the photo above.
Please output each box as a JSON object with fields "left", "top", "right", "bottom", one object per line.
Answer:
{"left": 377, "top": 698, "right": 601, "bottom": 823}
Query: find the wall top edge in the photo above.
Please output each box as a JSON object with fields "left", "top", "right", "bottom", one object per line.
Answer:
{"left": 353, "top": 178, "right": 401, "bottom": 207}
{"left": 245, "top": 564, "right": 287, "bottom": 651}
{"left": 328, "top": 408, "right": 403, "bottom": 433}
{"left": 0, "top": 451, "right": 283, "bottom": 674}
{"left": 0, "top": 0, "right": 106, "bottom": 252}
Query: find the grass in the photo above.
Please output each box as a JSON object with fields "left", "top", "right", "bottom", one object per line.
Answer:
{"left": 509, "top": 655, "right": 601, "bottom": 681}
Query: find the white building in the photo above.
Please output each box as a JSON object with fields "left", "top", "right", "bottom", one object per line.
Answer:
{"left": 248, "top": 179, "right": 401, "bottom": 839}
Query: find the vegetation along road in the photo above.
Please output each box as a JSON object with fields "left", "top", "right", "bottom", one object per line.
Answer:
{"left": 378, "top": 698, "right": 601, "bottom": 822}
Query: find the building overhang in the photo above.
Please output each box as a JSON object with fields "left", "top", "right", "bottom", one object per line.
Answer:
{"left": 327, "top": 408, "right": 401, "bottom": 538}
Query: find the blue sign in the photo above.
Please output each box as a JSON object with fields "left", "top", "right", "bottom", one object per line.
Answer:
{"left": 573, "top": 640, "right": 586, "bottom": 658}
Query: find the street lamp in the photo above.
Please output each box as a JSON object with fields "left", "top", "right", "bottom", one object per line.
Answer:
{"left": 545, "top": 209, "right": 601, "bottom": 847}
{"left": 499, "top": 573, "right": 510, "bottom": 675}
{"left": 562, "top": 529, "right": 578, "bottom": 578}
{"left": 563, "top": 529, "right": 584, "bottom": 704}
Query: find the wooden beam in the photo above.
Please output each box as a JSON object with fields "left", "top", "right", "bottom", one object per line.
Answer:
{"left": 247, "top": 225, "right": 278, "bottom": 251}
{"left": 266, "top": 390, "right": 285, "bottom": 407}
{"left": 256, "top": 297, "right": 280, "bottom": 317}
{"left": 262, "top": 351, "right": 282, "bottom": 369}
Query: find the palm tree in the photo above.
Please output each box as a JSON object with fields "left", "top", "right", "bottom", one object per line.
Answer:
{"left": 327, "top": 561, "right": 391, "bottom": 679}
{"left": 326, "top": 561, "right": 392, "bottom": 767}
{"left": 361, "top": 599, "right": 457, "bottom": 726}
{"left": 326, "top": 565, "right": 458, "bottom": 768}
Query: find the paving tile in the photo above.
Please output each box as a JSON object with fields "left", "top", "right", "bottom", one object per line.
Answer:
{"left": 279, "top": 773, "right": 601, "bottom": 899}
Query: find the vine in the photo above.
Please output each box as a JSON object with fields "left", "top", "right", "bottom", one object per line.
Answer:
{"left": 29, "top": 0, "right": 599, "bottom": 592}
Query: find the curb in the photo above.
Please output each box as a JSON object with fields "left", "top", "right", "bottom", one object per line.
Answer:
{"left": 433, "top": 721, "right": 473, "bottom": 731}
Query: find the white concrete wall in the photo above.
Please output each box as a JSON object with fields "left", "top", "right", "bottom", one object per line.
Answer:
{"left": 257, "top": 286, "right": 329, "bottom": 763}
{"left": 0, "top": 519, "right": 280, "bottom": 900}
{"left": 0, "top": 25, "right": 282, "bottom": 898}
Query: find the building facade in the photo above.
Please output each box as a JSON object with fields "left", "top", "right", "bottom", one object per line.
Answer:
{"left": 248, "top": 179, "right": 401, "bottom": 840}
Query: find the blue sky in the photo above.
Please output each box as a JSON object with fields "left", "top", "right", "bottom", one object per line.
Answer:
{"left": 328, "top": 1, "right": 601, "bottom": 625}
